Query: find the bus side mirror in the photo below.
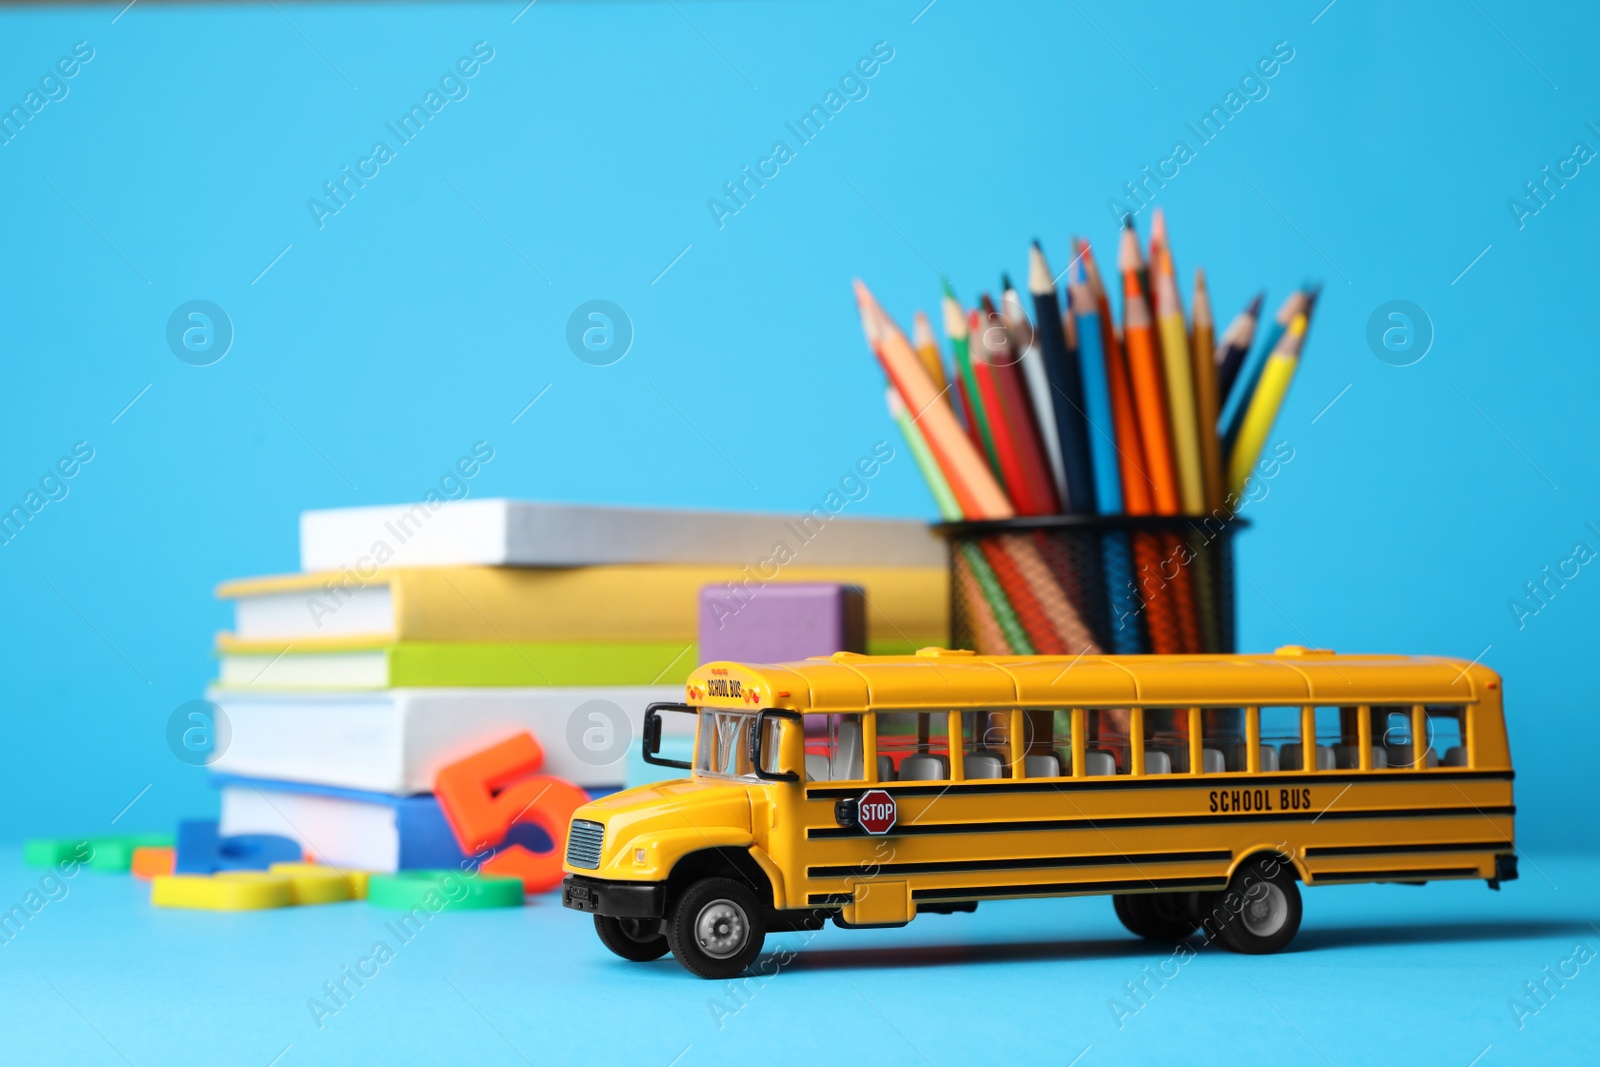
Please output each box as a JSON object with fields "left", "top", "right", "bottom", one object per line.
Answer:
{"left": 642, "top": 702, "right": 695, "bottom": 770}
{"left": 750, "top": 709, "right": 801, "bottom": 783}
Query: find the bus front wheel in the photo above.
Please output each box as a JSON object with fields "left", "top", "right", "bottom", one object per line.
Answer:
{"left": 666, "top": 877, "right": 767, "bottom": 979}
{"left": 1214, "top": 857, "right": 1302, "bottom": 954}
{"left": 594, "top": 915, "right": 670, "bottom": 962}
{"left": 1113, "top": 892, "right": 1200, "bottom": 941}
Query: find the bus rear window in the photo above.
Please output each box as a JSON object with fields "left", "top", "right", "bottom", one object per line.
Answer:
{"left": 1426, "top": 706, "right": 1468, "bottom": 767}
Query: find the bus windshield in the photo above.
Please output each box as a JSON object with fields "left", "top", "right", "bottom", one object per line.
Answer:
{"left": 694, "top": 709, "right": 757, "bottom": 780}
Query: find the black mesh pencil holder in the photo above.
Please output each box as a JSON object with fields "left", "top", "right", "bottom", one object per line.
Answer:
{"left": 933, "top": 514, "right": 1246, "bottom": 657}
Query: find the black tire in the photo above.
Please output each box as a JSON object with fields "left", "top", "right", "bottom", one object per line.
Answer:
{"left": 594, "top": 915, "right": 670, "bottom": 962}
{"left": 1213, "top": 856, "right": 1302, "bottom": 955}
{"left": 1113, "top": 891, "right": 1201, "bottom": 941}
{"left": 666, "top": 877, "right": 766, "bottom": 979}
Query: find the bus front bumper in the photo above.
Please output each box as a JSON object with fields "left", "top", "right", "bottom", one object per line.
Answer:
{"left": 561, "top": 875, "right": 665, "bottom": 919}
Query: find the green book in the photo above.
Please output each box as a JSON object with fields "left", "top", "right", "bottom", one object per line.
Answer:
{"left": 217, "top": 637, "right": 940, "bottom": 690}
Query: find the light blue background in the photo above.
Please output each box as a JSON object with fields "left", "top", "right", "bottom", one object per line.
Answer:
{"left": 2, "top": 2, "right": 1598, "bottom": 1060}
{"left": 4, "top": 0, "right": 1596, "bottom": 849}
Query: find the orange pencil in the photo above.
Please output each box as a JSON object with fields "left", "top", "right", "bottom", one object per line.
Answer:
{"left": 1084, "top": 238, "right": 1177, "bottom": 652}
{"left": 1190, "top": 269, "right": 1225, "bottom": 512}
{"left": 854, "top": 281, "right": 1013, "bottom": 519}
{"left": 1118, "top": 227, "right": 1201, "bottom": 652}
{"left": 1117, "top": 223, "right": 1180, "bottom": 515}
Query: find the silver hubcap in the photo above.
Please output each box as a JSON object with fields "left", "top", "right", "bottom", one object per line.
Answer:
{"left": 694, "top": 899, "right": 747, "bottom": 959}
{"left": 1241, "top": 883, "right": 1288, "bottom": 936}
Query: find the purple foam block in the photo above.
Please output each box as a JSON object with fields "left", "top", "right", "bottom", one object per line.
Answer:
{"left": 698, "top": 582, "right": 866, "bottom": 664}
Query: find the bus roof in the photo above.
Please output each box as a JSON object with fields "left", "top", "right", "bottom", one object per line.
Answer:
{"left": 688, "top": 646, "right": 1497, "bottom": 712}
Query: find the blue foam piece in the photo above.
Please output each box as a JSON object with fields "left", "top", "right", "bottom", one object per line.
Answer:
{"left": 173, "top": 819, "right": 302, "bottom": 874}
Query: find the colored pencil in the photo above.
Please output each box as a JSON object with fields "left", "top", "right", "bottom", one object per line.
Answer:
{"left": 982, "top": 291, "right": 1060, "bottom": 517}
{"left": 1065, "top": 254, "right": 1122, "bottom": 513}
{"left": 1190, "top": 269, "right": 1225, "bottom": 512}
{"left": 1149, "top": 212, "right": 1206, "bottom": 516}
{"left": 1081, "top": 239, "right": 1151, "bottom": 515}
{"left": 1003, "top": 284, "right": 1068, "bottom": 504}
{"left": 1219, "top": 288, "right": 1305, "bottom": 447}
{"left": 940, "top": 297, "right": 986, "bottom": 454}
{"left": 1117, "top": 222, "right": 1180, "bottom": 515}
{"left": 911, "top": 310, "right": 947, "bottom": 393}
{"left": 968, "top": 306, "right": 1033, "bottom": 509}
{"left": 942, "top": 282, "right": 1002, "bottom": 477}
{"left": 1028, "top": 241, "right": 1098, "bottom": 514}
{"left": 953, "top": 545, "right": 1018, "bottom": 654}
{"left": 1227, "top": 312, "right": 1307, "bottom": 497}
{"left": 1068, "top": 249, "right": 1142, "bottom": 653}
{"left": 1214, "top": 292, "right": 1264, "bottom": 403}
{"left": 854, "top": 281, "right": 1013, "bottom": 519}
{"left": 887, "top": 387, "right": 960, "bottom": 521}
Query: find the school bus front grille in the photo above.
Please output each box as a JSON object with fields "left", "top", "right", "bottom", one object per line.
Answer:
{"left": 566, "top": 820, "right": 605, "bottom": 870}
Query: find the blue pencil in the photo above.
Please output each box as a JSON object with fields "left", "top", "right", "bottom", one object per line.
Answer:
{"left": 1067, "top": 255, "right": 1123, "bottom": 514}
{"left": 1067, "top": 252, "right": 1144, "bottom": 654}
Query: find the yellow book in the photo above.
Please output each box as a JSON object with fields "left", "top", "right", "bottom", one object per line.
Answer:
{"left": 217, "top": 565, "right": 948, "bottom": 648}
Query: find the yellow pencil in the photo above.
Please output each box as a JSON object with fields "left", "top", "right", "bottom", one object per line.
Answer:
{"left": 1151, "top": 213, "right": 1205, "bottom": 514}
{"left": 912, "top": 310, "right": 947, "bottom": 393}
{"left": 1227, "top": 313, "right": 1308, "bottom": 497}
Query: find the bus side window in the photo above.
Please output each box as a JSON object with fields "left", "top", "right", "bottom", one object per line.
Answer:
{"left": 959, "top": 710, "right": 1010, "bottom": 779}
{"left": 1021, "top": 709, "right": 1072, "bottom": 778}
{"left": 801, "top": 714, "right": 864, "bottom": 782}
{"left": 1199, "top": 707, "right": 1246, "bottom": 772}
{"left": 1375, "top": 706, "right": 1428, "bottom": 768}
{"left": 876, "top": 711, "right": 950, "bottom": 782}
{"left": 1309, "top": 707, "right": 1341, "bottom": 770}
{"left": 1257, "top": 706, "right": 1301, "bottom": 771}
{"left": 1142, "top": 708, "right": 1186, "bottom": 774}
{"left": 1326, "top": 705, "right": 1370, "bottom": 769}
{"left": 1085, "top": 708, "right": 1131, "bottom": 776}
{"left": 1426, "top": 706, "right": 1468, "bottom": 767}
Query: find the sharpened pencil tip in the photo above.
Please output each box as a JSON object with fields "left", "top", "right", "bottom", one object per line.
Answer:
{"left": 1247, "top": 292, "right": 1265, "bottom": 317}
{"left": 1000, "top": 272, "right": 1014, "bottom": 293}
{"left": 939, "top": 276, "right": 955, "bottom": 299}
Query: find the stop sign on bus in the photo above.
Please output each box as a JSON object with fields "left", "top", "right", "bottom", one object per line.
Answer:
{"left": 857, "top": 789, "right": 897, "bottom": 835}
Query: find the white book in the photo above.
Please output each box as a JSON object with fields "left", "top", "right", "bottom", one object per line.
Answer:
{"left": 300, "top": 498, "right": 943, "bottom": 571}
{"left": 207, "top": 686, "right": 690, "bottom": 793}
{"left": 219, "top": 783, "right": 411, "bottom": 872}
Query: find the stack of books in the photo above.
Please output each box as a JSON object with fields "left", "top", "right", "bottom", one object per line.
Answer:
{"left": 208, "top": 500, "right": 946, "bottom": 871}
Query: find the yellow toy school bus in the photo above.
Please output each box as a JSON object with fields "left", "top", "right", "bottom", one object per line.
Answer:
{"left": 560, "top": 647, "right": 1516, "bottom": 978}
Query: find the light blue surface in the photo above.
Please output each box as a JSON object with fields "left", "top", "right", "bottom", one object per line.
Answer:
{"left": 2, "top": 1, "right": 1599, "bottom": 1059}
{"left": 1, "top": 848, "right": 1596, "bottom": 1065}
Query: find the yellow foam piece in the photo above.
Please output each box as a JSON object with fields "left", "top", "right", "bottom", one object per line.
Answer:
{"left": 267, "top": 863, "right": 366, "bottom": 903}
{"left": 151, "top": 872, "right": 293, "bottom": 911}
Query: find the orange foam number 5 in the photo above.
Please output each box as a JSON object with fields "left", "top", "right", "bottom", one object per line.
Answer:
{"left": 434, "top": 733, "right": 588, "bottom": 894}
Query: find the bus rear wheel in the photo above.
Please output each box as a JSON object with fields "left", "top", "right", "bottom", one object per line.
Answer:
{"left": 1214, "top": 857, "right": 1302, "bottom": 955}
{"left": 1113, "top": 891, "right": 1200, "bottom": 941}
{"left": 666, "top": 877, "right": 766, "bottom": 979}
{"left": 594, "top": 915, "right": 670, "bottom": 962}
